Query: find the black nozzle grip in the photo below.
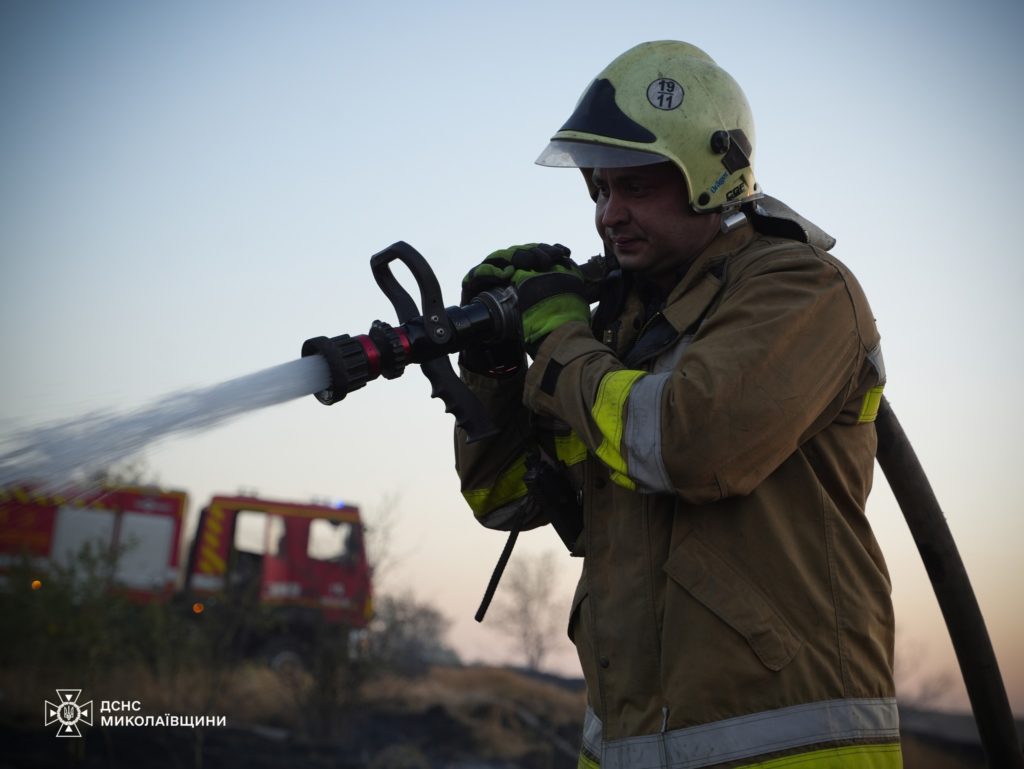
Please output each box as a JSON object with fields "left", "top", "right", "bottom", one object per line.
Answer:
{"left": 421, "top": 358, "right": 498, "bottom": 442}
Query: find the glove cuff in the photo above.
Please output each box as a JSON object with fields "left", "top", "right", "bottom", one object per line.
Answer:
{"left": 516, "top": 271, "right": 586, "bottom": 314}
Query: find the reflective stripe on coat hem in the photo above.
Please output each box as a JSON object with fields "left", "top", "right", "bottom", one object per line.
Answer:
{"left": 582, "top": 706, "right": 602, "bottom": 758}
{"left": 599, "top": 697, "right": 899, "bottom": 769}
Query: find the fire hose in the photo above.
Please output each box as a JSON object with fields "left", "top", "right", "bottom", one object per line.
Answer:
{"left": 875, "top": 400, "right": 1022, "bottom": 767}
{"left": 302, "top": 241, "right": 1022, "bottom": 767}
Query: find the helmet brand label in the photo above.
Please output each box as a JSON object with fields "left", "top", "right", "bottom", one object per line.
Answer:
{"left": 709, "top": 171, "right": 729, "bottom": 194}
{"left": 647, "top": 79, "right": 683, "bottom": 110}
{"left": 726, "top": 180, "right": 748, "bottom": 201}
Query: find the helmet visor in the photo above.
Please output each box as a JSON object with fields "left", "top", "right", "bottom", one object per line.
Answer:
{"left": 535, "top": 139, "right": 667, "bottom": 169}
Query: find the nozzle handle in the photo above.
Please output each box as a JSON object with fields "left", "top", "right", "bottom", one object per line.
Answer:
{"left": 368, "top": 241, "right": 498, "bottom": 441}
{"left": 371, "top": 241, "right": 453, "bottom": 347}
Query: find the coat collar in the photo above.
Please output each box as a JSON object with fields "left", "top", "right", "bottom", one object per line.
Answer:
{"left": 666, "top": 219, "right": 755, "bottom": 304}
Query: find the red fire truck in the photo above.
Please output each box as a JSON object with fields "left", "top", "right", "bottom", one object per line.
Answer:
{"left": 0, "top": 484, "right": 373, "bottom": 662}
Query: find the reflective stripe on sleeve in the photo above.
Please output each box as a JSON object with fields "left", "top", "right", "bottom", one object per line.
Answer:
{"left": 600, "top": 697, "right": 901, "bottom": 769}
{"left": 591, "top": 369, "right": 647, "bottom": 491}
{"left": 867, "top": 344, "right": 886, "bottom": 383}
{"left": 858, "top": 385, "right": 885, "bottom": 423}
{"left": 622, "top": 371, "right": 673, "bottom": 493}
{"left": 858, "top": 345, "right": 886, "bottom": 423}
{"left": 462, "top": 453, "right": 530, "bottom": 526}
{"left": 555, "top": 431, "right": 589, "bottom": 467}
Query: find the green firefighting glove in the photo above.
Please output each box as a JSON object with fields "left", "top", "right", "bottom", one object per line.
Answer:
{"left": 458, "top": 248, "right": 527, "bottom": 376}
{"left": 460, "top": 243, "right": 590, "bottom": 367}
{"left": 492, "top": 243, "right": 590, "bottom": 354}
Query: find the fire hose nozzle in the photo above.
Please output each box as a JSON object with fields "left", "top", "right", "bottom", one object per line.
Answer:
{"left": 301, "top": 242, "right": 527, "bottom": 441}
{"left": 301, "top": 286, "right": 518, "bottom": 407}
{"left": 300, "top": 334, "right": 375, "bottom": 405}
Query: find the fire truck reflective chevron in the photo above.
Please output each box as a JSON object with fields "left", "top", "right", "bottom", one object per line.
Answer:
{"left": 196, "top": 505, "right": 227, "bottom": 575}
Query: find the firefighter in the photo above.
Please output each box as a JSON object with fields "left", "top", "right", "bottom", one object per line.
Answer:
{"left": 454, "top": 41, "right": 901, "bottom": 768}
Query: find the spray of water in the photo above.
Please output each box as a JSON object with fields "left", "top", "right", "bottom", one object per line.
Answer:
{"left": 0, "top": 356, "right": 330, "bottom": 488}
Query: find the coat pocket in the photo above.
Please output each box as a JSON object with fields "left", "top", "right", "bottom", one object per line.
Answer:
{"left": 664, "top": 534, "right": 803, "bottom": 671}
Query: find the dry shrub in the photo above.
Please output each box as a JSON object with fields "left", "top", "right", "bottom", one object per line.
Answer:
{"left": 366, "top": 665, "right": 585, "bottom": 762}
{"left": 370, "top": 665, "right": 582, "bottom": 710}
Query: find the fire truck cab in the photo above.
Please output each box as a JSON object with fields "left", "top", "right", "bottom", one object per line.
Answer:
{"left": 185, "top": 495, "right": 372, "bottom": 629}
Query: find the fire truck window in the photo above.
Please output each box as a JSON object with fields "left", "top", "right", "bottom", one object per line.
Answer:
{"left": 116, "top": 512, "right": 175, "bottom": 590}
{"left": 233, "top": 511, "right": 267, "bottom": 554}
{"left": 308, "top": 519, "right": 354, "bottom": 563}
{"left": 52, "top": 505, "right": 116, "bottom": 567}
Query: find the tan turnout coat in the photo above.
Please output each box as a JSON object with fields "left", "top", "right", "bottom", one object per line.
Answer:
{"left": 456, "top": 218, "right": 901, "bottom": 768}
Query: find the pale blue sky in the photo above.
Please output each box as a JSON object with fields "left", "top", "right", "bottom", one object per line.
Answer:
{"left": 2, "top": 0, "right": 1022, "bottom": 711}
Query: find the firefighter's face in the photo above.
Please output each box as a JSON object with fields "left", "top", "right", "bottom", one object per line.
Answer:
{"left": 592, "top": 163, "right": 721, "bottom": 286}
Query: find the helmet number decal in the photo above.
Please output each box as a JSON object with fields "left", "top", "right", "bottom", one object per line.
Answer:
{"left": 647, "top": 78, "right": 684, "bottom": 110}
